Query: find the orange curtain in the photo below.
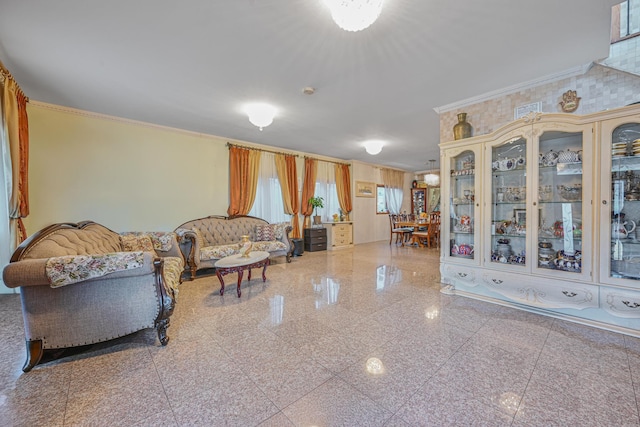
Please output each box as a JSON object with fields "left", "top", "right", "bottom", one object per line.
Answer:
{"left": 1, "top": 63, "right": 29, "bottom": 250}
{"left": 227, "top": 146, "right": 261, "bottom": 216}
{"left": 300, "top": 157, "right": 317, "bottom": 229}
{"left": 275, "top": 154, "right": 300, "bottom": 238}
{"left": 335, "top": 163, "right": 352, "bottom": 218}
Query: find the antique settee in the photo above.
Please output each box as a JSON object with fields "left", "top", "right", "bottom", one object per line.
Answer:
{"left": 175, "top": 215, "right": 293, "bottom": 280}
{"left": 2, "top": 221, "right": 184, "bottom": 372}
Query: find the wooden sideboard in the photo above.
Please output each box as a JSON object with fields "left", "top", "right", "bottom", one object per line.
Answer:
{"left": 323, "top": 222, "right": 353, "bottom": 250}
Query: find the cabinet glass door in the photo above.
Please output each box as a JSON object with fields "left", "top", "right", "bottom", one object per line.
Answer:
{"left": 450, "top": 150, "right": 476, "bottom": 259}
{"left": 411, "top": 188, "right": 426, "bottom": 216}
{"left": 536, "top": 130, "right": 584, "bottom": 275}
{"left": 490, "top": 137, "right": 527, "bottom": 266}
{"left": 609, "top": 122, "right": 640, "bottom": 281}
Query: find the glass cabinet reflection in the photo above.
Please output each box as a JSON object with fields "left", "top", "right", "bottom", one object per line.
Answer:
{"left": 609, "top": 122, "right": 640, "bottom": 280}
{"left": 449, "top": 150, "right": 476, "bottom": 259}
{"left": 536, "top": 130, "right": 584, "bottom": 274}
{"left": 490, "top": 137, "right": 527, "bottom": 266}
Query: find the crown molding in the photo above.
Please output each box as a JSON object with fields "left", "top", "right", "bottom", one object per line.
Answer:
{"left": 433, "top": 62, "right": 594, "bottom": 114}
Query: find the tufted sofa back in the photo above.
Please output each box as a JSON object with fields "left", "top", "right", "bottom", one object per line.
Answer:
{"left": 14, "top": 222, "right": 123, "bottom": 261}
{"left": 177, "top": 215, "right": 268, "bottom": 246}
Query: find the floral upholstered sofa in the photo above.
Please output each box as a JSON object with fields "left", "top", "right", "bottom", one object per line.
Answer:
{"left": 175, "top": 215, "right": 293, "bottom": 280}
{"left": 2, "top": 221, "right": 184, "bottom": 371}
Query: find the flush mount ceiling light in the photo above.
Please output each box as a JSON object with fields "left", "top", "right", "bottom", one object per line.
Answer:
{"left": 323, "top": 0, "right": 384, "bottom": 32}
{"left": 245, "top": 103, "right": 277, "bottom": 131}
{"left": 424, "top": 159, "right": 440, "bottom": 186}
{"left": 363, "top": 140, "right": 384, "bottom": 155}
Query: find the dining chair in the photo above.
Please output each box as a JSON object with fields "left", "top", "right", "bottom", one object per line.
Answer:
{"left": 427, "top": 211, "right": 441, "bottom": 248}
{"left": 389, "top": 214, "right": 413, "bottom": 246}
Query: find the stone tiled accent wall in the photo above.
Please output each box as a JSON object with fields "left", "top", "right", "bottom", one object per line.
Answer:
{"left": 439, "top": 64, "right": 640, "bottom": 143}
{"left": 603, "top": 36, "right": 640, "bottom": 75}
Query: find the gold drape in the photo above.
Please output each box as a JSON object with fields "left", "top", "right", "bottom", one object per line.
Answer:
{"left": 300, "top": 157, "right": 317, "bottom": 229}
{"left": 1, "top": 62, "right": 29, "bottom": 250}
{"left": 335, "top": 163, "right": 352, "bottom": 216}
{"left": 381, "top": 167, "right": 404, "bottom": 189}
{"left": 275, "top": 154, "right": 300, "bottom": 238}
{"left": 227, "top": 146, "right": 261, "bottom": 216}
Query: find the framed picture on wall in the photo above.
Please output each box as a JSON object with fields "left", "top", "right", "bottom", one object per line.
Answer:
{"left": 356, "top": 181, "right": 375, "bottom": 198}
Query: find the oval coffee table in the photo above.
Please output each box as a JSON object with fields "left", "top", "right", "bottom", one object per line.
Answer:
{"left": 214, "top": 251, "right": 270, "bottom": 297}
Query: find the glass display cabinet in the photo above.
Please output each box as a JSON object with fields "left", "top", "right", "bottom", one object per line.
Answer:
{"left": 442, "top": 145, "right": 482, "bottom": 265}
{"left": 440, "top": 105, "right": 640, "bottom": 337}
{"left": 600, "top": 117, "right": 640, "bottom": 287}
{"left": 489, "top": 136, "right": 527, "bottom": 267}
{"left": 410, "top": 188, "right": 426, "bottom": 216}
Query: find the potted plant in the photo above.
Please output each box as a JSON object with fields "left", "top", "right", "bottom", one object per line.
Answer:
{"left": 309, "top": 196, "right": 324, "bottom": 225}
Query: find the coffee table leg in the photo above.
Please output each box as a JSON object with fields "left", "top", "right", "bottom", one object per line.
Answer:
{"left": 247, "top": 268, "right": 252, "bottom": 282}
{"left": 216, "top": 270, "right": 225, "bottom": 296}
{"left": 262, "top": 259, "right": 270, "bottom": 282}
{"left": 237, "top": 269, "right": 243, "bottom": 298}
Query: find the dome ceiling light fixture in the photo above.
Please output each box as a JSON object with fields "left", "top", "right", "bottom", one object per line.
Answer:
{"left": 323, "top": 0, "right": 384, "bottom": 32}
{"left": 245, "top": 103, "right": 277, "bottom": 131}
{"left": 363, "top": 140, "right": 384, "bottom": 155}
{"left": 424, "top": 159, "right": 440, "bottom": 186}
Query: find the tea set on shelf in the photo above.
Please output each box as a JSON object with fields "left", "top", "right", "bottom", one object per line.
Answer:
{"left": 539, "top": 148, "right": 582, "bottom": 166}
{"left": 536, "top": 239, "right": 582, "bottom": 272}
{"left": 451, "top": 243, "right": 474, "bottom": 257}
{"left": 490, "top": 238, "right": 526, "bottom": 264}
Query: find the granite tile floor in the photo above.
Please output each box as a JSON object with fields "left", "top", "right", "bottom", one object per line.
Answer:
{"left": 1, "top": 241, "right": 640, "bottom": 426}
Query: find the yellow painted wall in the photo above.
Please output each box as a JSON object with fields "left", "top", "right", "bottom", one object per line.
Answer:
{"left": 24, "top": 102, "right": 407, "bottom": 241}
{"left": 26, "top": 103, "right": 229, "bottom": 233}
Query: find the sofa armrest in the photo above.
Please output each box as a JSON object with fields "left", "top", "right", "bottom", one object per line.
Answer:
{"left": 3, "top": 252, "right": 158, "bottom": 288}
{"left": 175, "top": 228, "right": 199, "bottom": 279}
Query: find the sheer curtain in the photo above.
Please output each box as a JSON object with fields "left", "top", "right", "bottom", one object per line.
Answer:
{"left": 313, "top": 161, "right": 340, "bottom": 222}
{"left": 249, "top": 152, "right": 290, "bottom": 224}
{"left": 0, "top": 118, "right": 12, "bottom": 292}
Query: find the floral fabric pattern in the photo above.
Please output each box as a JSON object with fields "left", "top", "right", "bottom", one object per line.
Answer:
{"left": 46, "top": 252, "right": 144, "bottom": 288}
{"left": 121, "top": 232, "right": 174, "bottom": 251}
{"left": 162, "top": 257, "right": 183, "bottom": 297}
{"left": 200, "top": 243, "right": 241, "bottom": 261}
{"left": 252, "top": 241, "right": 287, "bottom": 252}
{"left": 121, "top": 234, "right": 155, "bottom": 253}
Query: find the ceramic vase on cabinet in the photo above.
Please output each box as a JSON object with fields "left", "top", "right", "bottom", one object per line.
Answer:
{"left": 453, "top": 113, "right": 473, "bottom": 140}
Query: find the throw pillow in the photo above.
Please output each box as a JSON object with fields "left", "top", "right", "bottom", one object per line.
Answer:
{"left": 121, "top": 234, "right": 155, "bottom": 253}
{"left": 255, "top": 224, "right": 276, "bottom": 241}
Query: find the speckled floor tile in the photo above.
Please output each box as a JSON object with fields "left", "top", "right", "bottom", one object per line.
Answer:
{"left": 243, "top": 348, "right": 334, "bottom": 409}
{"left": 282, "top": 376, "right": 392, "bottom": 426}
{"left": 394, "top": 377, "right": 514, "bottom": 426}
{"left": 2, "top": 241, "right": 640, "bottom": 425}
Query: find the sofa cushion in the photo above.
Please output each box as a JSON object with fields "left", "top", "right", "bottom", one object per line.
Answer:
{"left": 121, "top": 234, "right": 155, "bottom": 253}
{"left": 253, "top": 241, "right": 287, "bottom": 253}
{"left": 200, "top": 243, "right": 241, "bottom": 261}
{"left": 45, "top": 251, "right": 145, "bottom": 288}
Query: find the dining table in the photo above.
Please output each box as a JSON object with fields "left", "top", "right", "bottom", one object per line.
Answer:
{"left": 396, "top": 220, "right": 430, "bottom": 247}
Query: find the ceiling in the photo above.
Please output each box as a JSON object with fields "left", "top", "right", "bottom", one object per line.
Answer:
{"left": 0, "top": 0, "right": 618, "bottom": 172}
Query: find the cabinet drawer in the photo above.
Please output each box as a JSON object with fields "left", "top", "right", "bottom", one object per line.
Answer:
{"left": 601, "top": 287, "right": 640, "bottom": 318}
{"left": 304, "top": 242, "right": 327, "bottom": 252}
{"left": 304, "top": 228, "right": 326, "bottom": 238}
{"left": 306, "top": 235, "right": 326, "bottom": 244}
{"left": 333, "top": 224, "right": 350, "bottom": 233}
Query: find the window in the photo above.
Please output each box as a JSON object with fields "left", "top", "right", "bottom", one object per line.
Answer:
{"left": 248, "top": 152, "right": 290, "bottom": 224}
{"left": 376, "top": 185, "right": 388, "bottom": 214}
{"left": 612, "top": 1, "right": 640, "bottom": 43}
{"left": 310, "top": 161, "right": 340, "bottom": 222}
